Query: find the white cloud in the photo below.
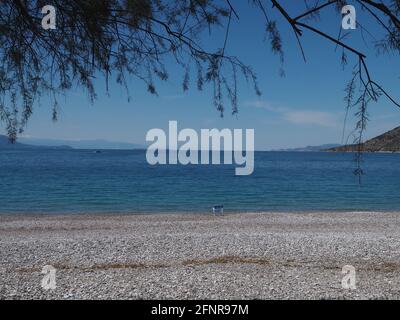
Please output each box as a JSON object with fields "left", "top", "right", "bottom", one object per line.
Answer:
{"left": 244, "top": 100, "right": 288, "bottom": 113}
{"left": 283, "top": 111, "right": 339, "bottom": 128}
{"left": 244, "top": 100, "right": 340, "bottom": 128}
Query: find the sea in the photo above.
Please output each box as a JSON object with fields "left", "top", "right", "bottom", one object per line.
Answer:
{"left": 0, "top": 149, "right": 399, "bottom": 214}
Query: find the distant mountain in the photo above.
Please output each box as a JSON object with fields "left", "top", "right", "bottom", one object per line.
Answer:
{"left": 18, "top": 137, "right": 144, "bottom": 150}
{"left": 0, "top": 135, "right": 72, "bottom": 150}
{"left": 327, "top": 127, "right": 400, "bottom": 152}
{"left": 275, "top": 144, "right": 341, "bottom": 152}
{"left": 0, "top": 135, "right": 28, "bottom": 149}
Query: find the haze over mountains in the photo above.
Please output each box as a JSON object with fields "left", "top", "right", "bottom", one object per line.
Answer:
{"left": 1, "top": 126, "right": 399, "bottom": 151}
{"left": 0, "top": 135, "right": 72, "bottom": 150}
{"left": 275, "top": 144, "right": 341, "bottom": 152}
{"left": 328, "top": 127, "right": 400, "bottom": 152}
{"left": 0, "top": 135, "right": 144, "bottom": 150}
{"left": 275, "top": 127, "right": 400, "bottom": 152}
{"left": 19, "top": 137, "right": 144, "bottom": 150}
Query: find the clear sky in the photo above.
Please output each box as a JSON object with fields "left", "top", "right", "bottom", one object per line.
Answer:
{"left": 2, "top": 1, "right": 400, "bottom": 150}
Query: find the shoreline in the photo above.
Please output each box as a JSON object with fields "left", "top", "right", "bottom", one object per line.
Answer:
{"left": 1, "top": 211, "right": 400, "bottom": 300}
{"left": 1, "top": 209, "right": 400, "bottom": 217}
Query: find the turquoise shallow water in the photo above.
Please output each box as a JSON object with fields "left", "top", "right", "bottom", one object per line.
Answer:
{"left": 0, "top": 149, "right": 399, "bottom": 214}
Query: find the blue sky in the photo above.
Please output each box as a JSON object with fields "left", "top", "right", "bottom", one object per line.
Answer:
{"left": 2, "top": 1, "right": 400, "bottom": 150}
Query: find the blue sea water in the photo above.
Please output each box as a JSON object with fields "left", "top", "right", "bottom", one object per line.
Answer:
{"left": 0, "top": 149, "right": 399, "bottom": 214}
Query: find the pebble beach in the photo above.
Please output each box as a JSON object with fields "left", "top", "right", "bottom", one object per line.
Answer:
{"left": 1, "top": 212, "right": 400, "bottom": 300}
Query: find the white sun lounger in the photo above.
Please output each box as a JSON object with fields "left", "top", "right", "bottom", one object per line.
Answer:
{"left": 212, "top": 205, "right": 224, "bottom": 216}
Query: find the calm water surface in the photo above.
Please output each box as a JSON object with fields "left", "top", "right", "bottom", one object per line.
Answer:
{"left": 0, "top": 150, "right": 399, "bottom": 213}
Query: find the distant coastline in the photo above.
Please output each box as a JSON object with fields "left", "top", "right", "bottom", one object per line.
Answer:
{"left": 0, "top": 135, "right": 72, "bottom": 150}
{"left": 0, "top": 135, "right": 144, "bottom": 150}
{"left": 272, "top": 144, "right": 341, "bottom": 152}
{"left": 326, "top": 126, "right": 400, "bottom": 153}
{"left": 2, "top": 125, "right": 399, "bottom": 152}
